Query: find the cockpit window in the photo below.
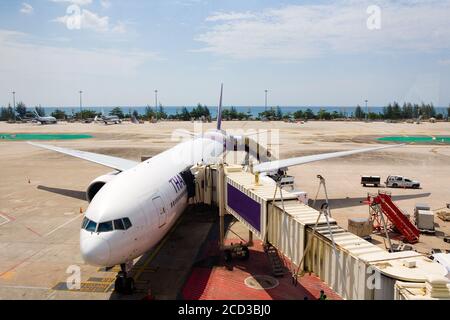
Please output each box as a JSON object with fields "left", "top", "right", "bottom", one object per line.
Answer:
{"left": 85, "top": 220, "right": 97, "bottom": 232}
{"left": 82, "top": 217, "right": 131, "bottom": 232}
{"left": 81, "top": 217, "right": 89, "bottom": 229}
{"left": 114, "top": 219, "right": 125, "bottom": 230}
{"left": 123, "top": 218, "right": 132, "bottom": 230}
{"left": 98, "top": 221, "right": 113, "bottom": 233}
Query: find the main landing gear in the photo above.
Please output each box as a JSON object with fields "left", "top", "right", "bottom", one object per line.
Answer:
{"left": 114, "top": 263, "right": 135, "bottom": 295}
{"left": 223, "top": 243, "right": 250, "bottom": 262}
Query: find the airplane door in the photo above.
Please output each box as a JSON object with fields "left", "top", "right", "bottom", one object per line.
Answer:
{"left": 153, "top": 196, "right": 167, "bottom": 228}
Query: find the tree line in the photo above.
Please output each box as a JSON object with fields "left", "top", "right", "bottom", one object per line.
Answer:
{"left": 1, "top": 102, "right": 450, "bottom": 122}
{"left": 0, "top": 102, "right": 47, "bottom": 121}
{"left": 143, "top": 104, "right": 211, "bottom": 121}
{"left": 353, "top": 102, "right": 447, "bottom": 121}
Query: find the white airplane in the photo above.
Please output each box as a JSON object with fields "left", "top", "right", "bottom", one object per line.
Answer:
{"left": 28, "top": 85, "right": 400, "bottom": 294}
{"left": 33, "top": 111, "right": 57, "bottom": 125}
{"left": 94, "top": 113, "right": 122, "bottom": 125}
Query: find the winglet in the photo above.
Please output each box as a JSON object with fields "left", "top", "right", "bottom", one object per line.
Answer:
{"left": 217, "top": 83, "right": 223, "bottom": 131}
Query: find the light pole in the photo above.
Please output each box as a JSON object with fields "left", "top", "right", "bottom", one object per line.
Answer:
{"left": 155, "top": 90, "right": 158, "bottom": 121}
{"left": 12, "top": 91, "right": 16, "bottom": 121}
{"left": 79, "top": 91, "right": 83, "bottom": 121}
{"left": 365, "top": 99, "right": 368, "bottom": 121}
{"left": 265, "top": 90, "right": 268, "bottom": 111}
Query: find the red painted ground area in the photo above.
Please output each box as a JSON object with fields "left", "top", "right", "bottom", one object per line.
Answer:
{"left": 182, "top": 240, "right": 341, "bottom": 300}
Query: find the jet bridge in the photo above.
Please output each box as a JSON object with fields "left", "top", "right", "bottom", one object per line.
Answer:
{"left": 192, "top": 164, "right": 449, "bottom": 300}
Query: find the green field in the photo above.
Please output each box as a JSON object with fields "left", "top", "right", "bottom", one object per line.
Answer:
{"left": 378, "top": 136, "right": 450, "bottom": 144}
{"left": 0, "top": 133, "right": 93, "bottom": 141}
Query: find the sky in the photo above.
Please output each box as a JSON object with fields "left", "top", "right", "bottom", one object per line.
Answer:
{"left": 0, "top": 0, "right": 449, "bottom": 107}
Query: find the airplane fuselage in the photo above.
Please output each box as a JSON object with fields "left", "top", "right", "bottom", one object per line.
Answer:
{"left": 80, "top": 135, "right": 224, "bottom": 267}
{"left": 36, "top": 117, "right": 57, "bottom": 124}
{"left": 98, "top": 116, "right": 122, "bottom": 125}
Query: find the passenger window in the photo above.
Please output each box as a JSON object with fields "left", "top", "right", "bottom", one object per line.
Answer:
{"left": 86, "top": 220, "right": 97, "bottom": 232}
{"left": 98, "top": 221, "right": 113, "bottom": 233}
{"left": 123, "top": 218, "right": 132, "bottom": 230}
{"left": 81, "top": 217, "right": 89, "bottom": 229}
{"left": 114, "top": 219, "right": 125, "bottom": 230}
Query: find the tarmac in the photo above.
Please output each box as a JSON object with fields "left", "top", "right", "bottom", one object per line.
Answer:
{"left": 0, "top": 120, "right": 449, "bottom": 299}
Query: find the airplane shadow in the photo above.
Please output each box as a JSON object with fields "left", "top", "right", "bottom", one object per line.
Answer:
{"left": 37, "top": 185, "right": 87, "bottom": 201}
{"left": 310, "top": 192, "right": 432, "bottom": 210}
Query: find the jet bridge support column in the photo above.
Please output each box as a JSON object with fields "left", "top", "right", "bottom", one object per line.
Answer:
{"left": 218, "top": 163, "right": 225, "bottom": 249}
{"left": 218, "top": 164, "right": 251, "bottom": 262}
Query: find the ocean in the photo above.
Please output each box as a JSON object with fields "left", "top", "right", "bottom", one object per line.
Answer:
{"left": 37, "top": 106, "right": 449, "bottom": 118}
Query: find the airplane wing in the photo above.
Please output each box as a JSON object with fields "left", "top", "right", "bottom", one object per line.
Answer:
{"left": 253, "top": 144, "right": 402, "bottom": 173}
{"left": 28, "top": 142, "right": 139, "bottom": 172}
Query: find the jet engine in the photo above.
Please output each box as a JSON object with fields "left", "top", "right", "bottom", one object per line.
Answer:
{"left": 86, "top": 172, "right": 120, "bottom": 202}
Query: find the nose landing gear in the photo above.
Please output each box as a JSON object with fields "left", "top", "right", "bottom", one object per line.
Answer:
{"left": 114, "top": 263, "right": 135, "bottom": 295}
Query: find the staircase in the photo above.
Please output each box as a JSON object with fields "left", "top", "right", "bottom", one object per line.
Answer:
{"left": 370, "top": 192, "right": 420, "bottom": 243}
{"left": 264, "top": 244, "right": 286, "bottom": 277}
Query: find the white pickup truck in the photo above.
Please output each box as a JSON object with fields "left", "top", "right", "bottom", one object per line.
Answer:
{"left": 386, "top": 175, "right": 421, "bottom": 189}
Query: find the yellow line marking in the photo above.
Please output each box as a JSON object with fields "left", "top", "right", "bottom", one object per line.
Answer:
{"left": 104, "top": 283, "right": 115, "bottom": 293}
{"left": 133, "top": 216, "right": 184, "bottom": 281}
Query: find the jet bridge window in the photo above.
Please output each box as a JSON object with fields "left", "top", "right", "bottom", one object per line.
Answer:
{"left": 98, "top": 221, "right": 113, "bottom": 233}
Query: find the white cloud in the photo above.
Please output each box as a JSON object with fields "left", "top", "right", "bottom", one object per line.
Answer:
{"left": 20, "top": 3, "right": 34, "bottom": 15}
{"left": 0, "top": 29, "right": 160, "bottom": 105}
{"left": 100, "top": 0, "right": 111, "bottom": 9}
{"left": 54, "top": 9, "right": 126, "bottom": 33}
{"left": 196, "top": 0, "right": 450, "bottom": 60}
{"left": 205, "top": 11, "right": 255, "bottom": 22}
{"left": 0, "top": 29, "right": 157, "bottom": 76}
{"left": 50, "top": 0, "right": 93, "bottom": 6}
{"left": 174, "top": 0, "right": 205, "bottom": 6}
{"left": 111, "top": 21, "right": 126, "bottom": 34}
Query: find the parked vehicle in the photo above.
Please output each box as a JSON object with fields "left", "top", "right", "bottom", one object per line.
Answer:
{"left": 386, "top": 175, "right": 420, "bottom": 189}
{"left": 361, "top": 175, "right": 381, "bottom": 187}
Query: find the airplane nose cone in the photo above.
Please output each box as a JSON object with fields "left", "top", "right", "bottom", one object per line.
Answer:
{"left": 80, "top": 237, "right": 111, "bottom": 266}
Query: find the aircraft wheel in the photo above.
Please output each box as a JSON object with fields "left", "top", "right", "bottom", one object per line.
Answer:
{"left": 392, "top": 183, "right": 398, "bottom": 188}
{"left": 124, "top": 278, "right": 135, "bottom": 295}
{"left": 115, "top": 276, "right": 135, "bottom": 294}
{"left": 241, "top": 246, "right": 250, "bottom": 260}
{"left": 224, "top": 249, "right": 232, "bottom": 263}
{"left": 115, "top": 276, "right": 126, "bottom": 294}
